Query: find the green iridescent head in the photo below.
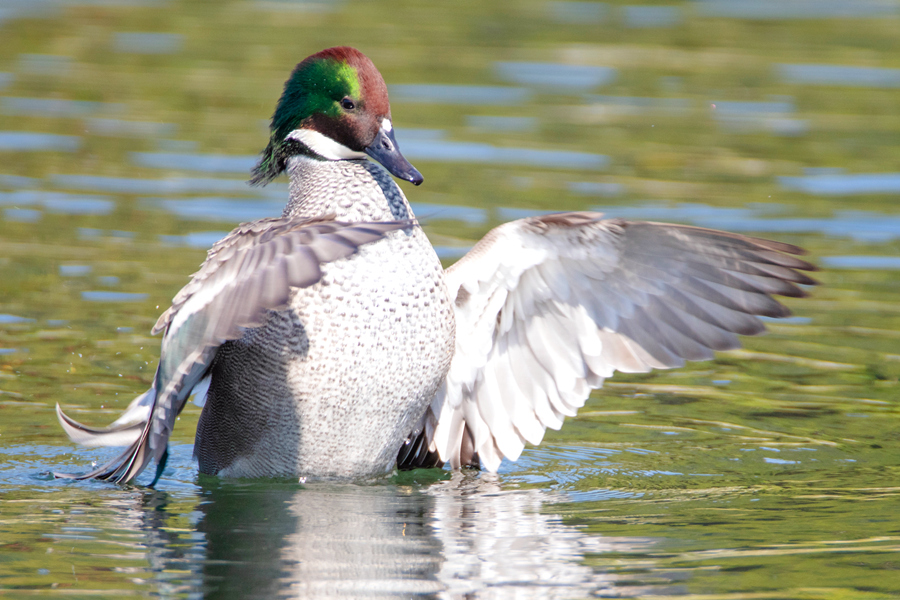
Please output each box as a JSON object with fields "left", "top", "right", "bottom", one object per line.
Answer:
{"left": 250, "top": 46, "right": 421, "bottom": 186}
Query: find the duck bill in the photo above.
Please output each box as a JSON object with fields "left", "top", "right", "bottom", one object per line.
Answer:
{"left": 365, "top": 126, "right": 423, "bottom": 186}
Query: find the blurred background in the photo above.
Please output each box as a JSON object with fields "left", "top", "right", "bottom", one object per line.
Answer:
{"left": 0, "top": 1, "right": 898, "bottom": 598}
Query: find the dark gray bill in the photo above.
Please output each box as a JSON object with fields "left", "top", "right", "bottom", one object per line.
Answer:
{"left": 365, "top": 126, "right": 423, "bottom": 185}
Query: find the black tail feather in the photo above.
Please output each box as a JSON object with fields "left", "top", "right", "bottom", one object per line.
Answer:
{"left": 397, "top": 428, "right": 443, "bottom": 470}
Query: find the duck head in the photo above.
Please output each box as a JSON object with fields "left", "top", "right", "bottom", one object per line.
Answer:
{"left": 250, "top": 46, "right": 423, "bottom": 187}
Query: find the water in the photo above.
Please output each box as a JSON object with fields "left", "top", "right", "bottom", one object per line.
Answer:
{"left": 112, "top": 32, "right": 184, "bottom": 55}
{"left": 84, "top": 118, "right": 179, "bottom": 138}
{"left": 494, "top": 62, "right": 617, "bottom": 91}
{"left": 0, "top": 131, "right": 80, "bottom": 152}
{"left": 583, "top": 95, "right": 692, "bottom": 116}
{"left": 401, "top": 136, "right": 610, "bottom": 170}
{"left": 778, "top": 64, "right": 900, "bottom": 88}
{"left": 145, "top": 197, "right": 285, "bottom": 222}
{"left": 465, "top": 115, "right": 538, "bottom": 133}
{"left": 821, "top": 255, "right": 900, "bottom": 270}
{"left": 59, "top": 265, "right": 93, "bottom": 277}
{"left": 710, "top": 99, "right": 809, "bottom": 136}
{"left": 16, "top": 54, "right": 71, "bottom": 76}
{"left": 622, "top": 5, "right": 683, "bottom": 28}
{"left": 51, "top": 174, "right": 268, "bottom": 195}
{"left": 130, "top": 152, "right": 257, "bottom": 173}
{"left": 1, "top": 1, "right": 899, "bottom": 598}
{"left": 549, "top": 2, "right": 609, "bottom": 24}
{"left": 81, "top": 291, "right": 149, "bottom": 303}
{"left": 388, "top": 84, "right": 533, "bottom": 106}
{"left": 779, "top": 172, "right": 900, "bottom": 195}
{"left": 694, "top": 0, "right": 900, "bottom": 19}
{"left": 1, "top": 97, "right": 125, "bottom": 117}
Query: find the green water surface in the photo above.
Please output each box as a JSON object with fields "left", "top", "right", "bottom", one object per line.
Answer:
{"left": 0, "top": 1, "right": 898, "bottom": 598}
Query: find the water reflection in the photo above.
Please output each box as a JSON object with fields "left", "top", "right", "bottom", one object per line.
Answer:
{"left": 426, "top": 474, "right": 647, "bottom": 598}
{"left": 548, "top": 1, "right": 608, "bottom": 23}
{"left": 779, "top": 172, "right": 900, "bottom": 195}
{"left": 778, "top": 63, "right": 900, "bottom": 88}
{"left": 59, "top": 265, "right": 93, "bottom": 277}
{"left": 81, "top": 291, "right": 149, "bottom": 302}
{"left": 0, "top": 313, "right": 34, "bottom": 324}
{"left": 495, "top": 62, "right": 616, "bottom": 91}
{"left": 113, "top": 32, "right": 183, "bottom": 54}
{"left": 160, "top": 231, "right": 229, "bottom": 248}
{"left": 695, "top": 0, "right": 900, "bottom": 19}
{"left": 0, "top": 174, "right": 37, "bottom": 188}
{"left": 52, "top": 173, "right": 263, "bottom": 195}
{"left": 131, "top": 152, "right": 256, "bottom": 173}
{"left": 17, "top": 53, "right": 70, "bottom": 75}
{"left": 1, "top": 97, "right": 125, "bottom": 117}
{"left": 821, "top": 255, "right": 900, "bottom": 270}
{"left": 84, "top": 118, "right": 178, "bottom": 138}
{"left": 254, "top": 0, "right": 346, "bottom": 13}
{"left": 157, "top": 138, "right": 199, "bottom": 152}
{"left": 389, "top": 84, "right": 532, "bottom": 105}
{"left": 623, "top": 5, "right": 683, "bottom": 28}
{"left": 0, "top": 191, "right": 114, "bottom": 215}
{"left": 9, "top": 445, "right": 656, "bottom": 598}
{"left": 582, "top": 95, "right": 691, "bottom": 116}
{"left": 43, "top": 194, "right": 115, "bottom": 215}
{"left": 432, "top": 246, "right": 471, "bottom": 260}
{"left": 409, "top": 202, "right": 488, "bottom": 225}
{"left": 466, "top": 115, "right": 537, "bottom": 133}
{"left": 568, "top": 181, "right": 625, "bottom": 197}
{"left": 0, "top": 190, "right": 40, "bottom": 205}
{"left": 3, "top": 207, "right": 40, "bottom": 222}
{"left": 0, "top": 131, "right": 80, "bottom": 151}
{"left": 179, "top": 472, "right": 652, "bottom": 599}
{"left": 712, "top": 99, "right": 808, "bottom": 136}
{"left": 145, "top": 197, "right": 284, "bottom": 222}
{"left": 401, "top": 136, "right": 609, "bottom": 170}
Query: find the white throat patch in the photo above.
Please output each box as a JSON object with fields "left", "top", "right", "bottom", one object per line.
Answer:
{"left": 287, "top": 129, "right": 367, "bottom": 161}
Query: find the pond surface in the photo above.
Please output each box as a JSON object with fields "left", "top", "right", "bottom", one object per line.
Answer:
{"left": 1, "top": 1, "right": 899, "bottom": 598}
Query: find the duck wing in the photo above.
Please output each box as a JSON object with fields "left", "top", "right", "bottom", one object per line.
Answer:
{"left": 422, "top": 211, "right": 817, "bottom": 471}
{"left": 57, "top": 216, "right": 414, "bottom": 484}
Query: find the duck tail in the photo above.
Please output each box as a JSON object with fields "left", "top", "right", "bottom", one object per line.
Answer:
{"left": 56, "top": 387, "right": 154, "bottom": 448}
{"left": 54, "top": 386, "right": 159, "bottom": 484}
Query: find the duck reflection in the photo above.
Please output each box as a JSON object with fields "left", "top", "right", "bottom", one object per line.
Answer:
{"left": 139, "top": 471, "right": 655, "bottom": 598}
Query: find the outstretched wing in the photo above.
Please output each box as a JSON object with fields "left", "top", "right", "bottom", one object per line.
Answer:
{"left": 423, "top": 211, "right": 817, "bottom": 471}
{"left": 57, "top": 216, "right": 414, "bottom": 483}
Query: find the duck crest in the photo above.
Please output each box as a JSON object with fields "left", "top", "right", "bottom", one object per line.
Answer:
{"left": 250, "top": 47, "right": 389, "bottom": 186}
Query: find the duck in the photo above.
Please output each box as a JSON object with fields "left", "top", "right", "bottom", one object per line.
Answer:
{"left": 56, "top": 46, "right": 817, "bottom": 485}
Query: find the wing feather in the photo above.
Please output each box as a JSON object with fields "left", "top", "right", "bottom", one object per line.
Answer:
{"left": 59, "top": 216, "right": 413, "bottom": 484}
{"left": 429, "top": 212, "right": 816, "bottom": 470}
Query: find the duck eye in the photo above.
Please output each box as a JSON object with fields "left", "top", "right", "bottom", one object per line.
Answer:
{"left": 340, "top": 97, "right": 356, "bottom": 111}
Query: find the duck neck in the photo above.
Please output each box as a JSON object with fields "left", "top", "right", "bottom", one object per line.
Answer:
{"left": 282, "top": 155, "right": 413, "bottom": 222}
